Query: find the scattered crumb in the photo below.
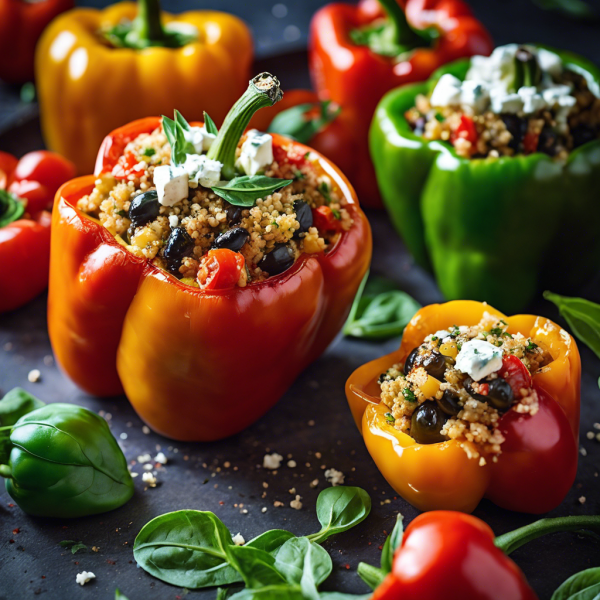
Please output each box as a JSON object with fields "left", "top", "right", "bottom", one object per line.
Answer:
{"left": 27, "top": 369, "right": 41, "bottom": 383}
{"left": 241, "top": 509, "right": 248, "bottom": 515}
{"left": 309, "top": 479, "right": 319, "bottom": 488}
{"left": 119, "top": 433, "right": 128, "bottom": 440}
{"left": 263, "top": 453, "right": 283, "bottom": 470}
{"left": 261, "top": 507, "right": 267, "bottom": 513}
{"left": 143, "top": 464, "right": 153, "bottom": 471}
{"left": 92, "top": 547, "right": 99, "bottom": 552}
{"left": 290, "top": 495, "right": 303, "bottom": 510}
{"left": 137, "top": 454, "right": 152, "bottom": 463}
{"left": 232, "top": 533, "right": 245, "bottom": 546}
{"left": 287, "top": 460, "right": 297, "bottom": 468}
{"left": 288, "top": 488, "right": 296, "bottom": 495}
{"left": 154, "top": 452, "right": 167, "bottom": 465}
{"left": 43, "top": 355, "right": 54, "bottom": 366}
{"left": 142, "top": 472, "right": 157, "bottom": 487}
{"left": 580, "top": 447, "right": 588, "bottom": 457}
{"left": 579, "top": 496, "right": 586, "bottom": 504}
{"left": 262, "top": 482, "right": 269, "bottom": 489}
{"left": 315, "top": 452, "right": 322, "bottom": 459}
{"left": 308, "top": 420, "right": 315, "bottom": 427}
{"left": 75, "top": 571, "right": 95, "bottom": 586}
{"left": 130, "top": 472, "right": 139, "bottom": 478}
{"left": 142, "top": 426, "right": 150, "bottom": 434}
{"left": 273, "top": 501, "right": 284, "bottom": 507}
{"left": 324, "top": 468, "right": 345, "bottom": 486}
{"left": 587, "top": 432, "right": 595, "bottom": 440}
{"left": 224, "top": 461, "right": 231, "bottom": 468}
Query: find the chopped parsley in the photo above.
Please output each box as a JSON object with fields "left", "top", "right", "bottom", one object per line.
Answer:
{"left": 142, "top": 147, "right": 156, "bottom": 157}
{"left": 294, "top": 169, "right": 305, "bottom": 180}
{"left": 502, "top": 332, "right": 513, "bottom": 339}
{"left": 304, "top": 151, "right": 311, "bottom": 160}
{"left": 271, "top": 221, "right": 279, "bottom": 229}
{"left": 116, "top": 209, "right": 128, "bottom": 218}
{"left": 385, "top": 412, "right": 395, "bottom": 425}
{"left": 525, "top": 341, "right": 538, "bottom": 353}
{"left": 449, "top": 325, "right": 460, "bottom": 338}
{"left": 402, "top": 388, "right": 416, "bottom": 402}
{"left": 473, "top": 348, "right": 479, "bottom": 354}
{"left": 431, "top": 336, "right": 438, "bottom": 342}
{"left": 318, "top": 181, "right": 332, "bottom": 204}
{"left": 489, "top": 327, "right": 504, "bottom": 336}
{"left": 332, "top": 208, "right": 341, "bottom": 220}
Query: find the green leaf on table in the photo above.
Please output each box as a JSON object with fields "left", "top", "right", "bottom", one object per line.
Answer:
{"left": 226, "top": 545, "right": 287, "bottom": 589}
{"left": 551, "top": 567, "right": 600, "bottom": 599}
{"left": 544, "top": 292, "right": 600, "bottom": 360}
{"left": 0, "top": 189, "right": 26, "bottom": 229}
{"left": 307, "top": 487, "right": 371, "bottom": 544}
{"left": 0, "top": 388, "right": 45, "bottom": 464}
{"left": 133, "top": 510, "right": 240, "bottom": 589}
{"left": 115, "top": 590, "right": 130, "bottom": 600}
{"left": 204, "top": 112, "right": 219, "bottom": 135}
{"left": 268, "top": 101, "right": 340, "bottom": 145}
{"left": 344, "top": 273, "right": 420, "bottom": 340}
{"left": 246, "top": 530, "right": 296, "bottom": 555}
{"left": 211, "top": 176, "right": 293, "bottom": 207}
{"left": 380, "top": 514, "right": 403, "bottom": 574}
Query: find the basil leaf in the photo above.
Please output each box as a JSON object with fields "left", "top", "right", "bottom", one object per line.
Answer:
{"left": 0, "top": 388, "right": 45, "bottom": 464}
{"left": 551, "top": 567, "right": 600, "bottom": 600}
{"left": 133, "top": 510, "right": 239, "bottom": 589}
{"left": 115, "top": 590, "right": 130, "bottom": 600}
{"left": 544, "top": 292, "right": 600, "bottom": 359}
{"left": 204, "top": 112, "right": 219, "bottom": 135}
{"left": 307, "top": 487, "right": 371, "bottom": 544}
{"left": 59, "top": 540, "right": 87, "bottom": 554}
{"left": 0, "top": 189, "right": 25, "bottom": 228}
{"left": 162, "top": 114, "right": 195, "bottom": 166}
{"left": 175, "top": 109, "right": 191, "bottom": 132}
{"left": 380, "top": 514, "right": 403, "bottom": 573}
{"left": 229, "top": 585, "right": 304, "bottom": 600}
{"left": 246, "top": 530, "right": 296, "bottom": 555}
{"left": 344, "top": 274, "right": 421, "bottom": 339}
{"left": 226, "top": 545, "right": 287, "bottom": 588}
{"left": 211, "top": 176, "right": 293, "bottom": 208}
{"left": 268, "top": 101, "right": 340, "bottom": 145}
{"left": 216, "top": 588, "right": 233, "bottom": 600}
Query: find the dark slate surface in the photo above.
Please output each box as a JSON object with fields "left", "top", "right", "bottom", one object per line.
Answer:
{"left": 1, "top": 4, "right": 600, "bottom": 598}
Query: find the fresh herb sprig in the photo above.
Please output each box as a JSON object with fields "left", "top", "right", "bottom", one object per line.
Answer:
{"left": 212, "top": 176, "right": 293, "bottom": 208}
{"left": 59, "top": 540, "right": 88, "bottom": 554}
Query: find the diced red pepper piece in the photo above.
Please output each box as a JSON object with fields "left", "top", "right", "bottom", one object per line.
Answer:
{"left": 312, "top": 205, "right": 342, "bottom": 232}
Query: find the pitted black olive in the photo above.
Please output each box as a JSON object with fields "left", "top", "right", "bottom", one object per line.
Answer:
{"left": 258, "top": 243, "right": 294, "bottom": 276}
{"left": 501, "top": 114, "right": 527, "bottom": 152}
{"left": 486, "top": 378, "right": 514, "bottom": 411}
{"left": 163, "top": 227, "right": 194, "bottom": 274}
{"left": 403, "top": 347, "right": 421, "bottom": 376}
{"left": 422, "top": 351, "right": 449, "bottom": 380}
{"left": 293, "top": 200, "right": 313, "bottom": 239}
{"left": 128, "top": 190, "right": 160, "bottom": 228}
{"left": 463, "top": 377, "right": 488, "bottom": 402}
{"left": 410, "top": 401, "right": 447, "bottom": 444}
{"left": 437, "top": 389, "right": 462, "bottom": 416}
{"left": 225, "top": 203, "right": 243, "bottom": 225}
{"left": 212, "top": 227, "right": 250, "bottom": 252}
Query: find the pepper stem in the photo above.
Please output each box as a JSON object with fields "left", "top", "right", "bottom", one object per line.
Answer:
{"left": 495, "top": 516, "right": 600, "bottom": 555}
{"left": 377, "top": 0, "right": 422, "bottom": 49}
{"left": 0, "top": 464, "right": 12, "bottom": 478}
{"left": 513, "top": 46, "right": 542, "bottom": 90}
{"left": 128, "top": 0, "right": 167, "bottom": 47}
{"left": 206, "top": 73, "right": 283, "bottom": 180}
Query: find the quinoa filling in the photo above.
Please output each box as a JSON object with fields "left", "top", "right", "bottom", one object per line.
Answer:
{"left": 378, "top": 313, "right": 551, "bottom": 463}
{"left": 405, "top": 44, "right": 600, "bottom": 159}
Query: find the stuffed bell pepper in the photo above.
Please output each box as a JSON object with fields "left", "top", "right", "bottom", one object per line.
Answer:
{"left": 371, "top": 44, "right": 600, "bottom": 312}
{"left": 36, "top": 0, "right": 252, "bottom": 174}
{"left": 309, "top": 0, "right": 493, "bottom": 207}
{"left": 49, "top": 73, "right": 372, "bottom": 441}
{"left": 0, "top": 151, "right": 75, "bottom": 313}
{"left": 345, "top": 300, "right": 580, "bottom": 513}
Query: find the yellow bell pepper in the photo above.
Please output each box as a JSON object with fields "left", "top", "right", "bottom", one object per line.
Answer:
{"left": 36, "top": 0, "right": 252, "bottom": 174}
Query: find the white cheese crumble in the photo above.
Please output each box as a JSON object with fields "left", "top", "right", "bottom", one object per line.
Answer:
{"left": 154, "top": 452, "right": 167, "bottom": 465}
{"left": 27, "top": 369, "right": 41, "bottom": 383}
{"left": 232, "top": 533, "right": 245, "bottom": 545}
{"left": 429, "top": 74, "right": 462, "bottom": 108}
{"left": 263, "top": 453, "right": 283, "bottom": 470}
{"left": 237, "top": 130, "right": 273, "bottom": 176}
{"left": 137, "top": 453, "right": 152, "bottom": 463}
{"left": 455, "top": 339, "right": 503, "bottom": 381}
{"left": 324, "top": 468, "right": 345, "bottom": 486}
{"left": 142, "top": 472, "right": 157, "bottom": 486}
{"left": 75, "top": 572, "right": 95, "bottom": 586}
{"left": 184, "top": 154, "right": 222, "bottom": 188}
{"left": 168, "top": 215, "right": 179, "bottom": 229}
{"left": 290, "top": 495, "right": 303, "bottom": 510}
{"left": 183, "top": 125, "right": 216, "bottom": 153}
{"left": 153, "top": 165, "right": 188, "bottom": 207}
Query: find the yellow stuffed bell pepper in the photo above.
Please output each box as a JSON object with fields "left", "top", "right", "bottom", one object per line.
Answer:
{"left": 36, "top": 0, "right": 252, "bottom": 174}
{"left": 346, "top": 300, "right": 580, "bottom": 514}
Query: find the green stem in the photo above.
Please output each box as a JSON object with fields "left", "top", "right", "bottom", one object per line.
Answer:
{"left": 207, "top": 73, "right": 283, "bottom": 180}
{"left": 495, "top": 516, "right": 600, "bottom": 555}
{"left": 130, "top": 0, "right": 167, "bottom": 46}
{"left": 357, "top": 562, "right": 386, "bottom": 591}
{"left": 377, "top": 0, "right": 422, "bottom": 48}
{"left": 513, "top": 46, "right": 542, "bottom": 90}
{"left": 0, "top": 189, "right": 25, "bottom": 228}
{"left": 0, "top": 464, "right": 12, "bottom": 478}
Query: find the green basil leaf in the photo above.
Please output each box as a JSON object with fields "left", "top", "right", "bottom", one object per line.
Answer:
{"left": 380, "top": 514, "right": 403, "bottom": 573}
{"left": 344, "top": 274, "right": 420, "bottom": 340}
{"left": 175, "top": 109, "right": 191, "bottom": 132}
{"left": 211, "top": 176, "right": 293, "bottom": 208}
{"left": 268, "top": 101, "right": 340, "bottom": 145}
{"left": 229, "top": 585, "right": 304, "bottom": 600}
{"left": 204, "top": 112, "right": 219, "bottom": 136}
{"left": 544, "top": 292, "right": 600, "bottom": 360}
{"left": 357, "top": 562, "right": 386, "bottom": 591}
{"left": 307, "top": 487, "right": 371, "bottom": 544}
{"left": 0, "top": 189, "right": 25, "bottom": 228}
{"left": 0, "top": 388, "right": 45, "bottom": 464}
{"left": 115, "top": 590, "right": 130, "bottom": 600}
{"left": 216, "top": 588, "right": 233, "bottom": 600}
{"left": 162, "top": 114, "right": 195, "bottom": 166}
{"left": 226, "top": 545, "right": 287, "bottom": 588}
{"left": 551, "top": 567, "right": 600, "bottom": 600}
{"left": 246, "top": 530, "right": 296, "bottom": 555}
{"left": 134, "top": 510, "right": 239, "bottom": 589}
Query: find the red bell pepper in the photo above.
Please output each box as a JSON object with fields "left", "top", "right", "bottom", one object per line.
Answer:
{"left": 309, "top": 0, "right": 493, "bottom": 207}
{"left": 0, "top": 150, "right": 75, "bottom": 312}
{"left": 0, "top": 0, "right": 73, "bottom": 83}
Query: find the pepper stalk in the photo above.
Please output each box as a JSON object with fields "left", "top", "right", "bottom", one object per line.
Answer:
{"left": 0, "top": 189, "right": 25, "bottom": 228}
{"left": 207, "top": 72, "right": 283, "bottom": 180}
{"left": 377, "top": 0, "right": 424, "bottom": 51}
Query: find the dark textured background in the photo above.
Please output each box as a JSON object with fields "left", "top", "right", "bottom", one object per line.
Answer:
{"left": 1, "top": 1, "right": 600, "bottom": 599}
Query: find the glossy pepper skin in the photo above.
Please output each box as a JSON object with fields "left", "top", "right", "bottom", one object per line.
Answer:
{"left": 309, "top": 0, "right": 492, "bottom": 207}
{"left": 370, "top": 48, "right": 600, "bottom": 313}
{"left": 36, "top": 2, "right": 252, "bottom": 174}
{"left": 0, "top": 151, "right": 76, "bottom": 313}
{"left": 48, "top": 117, "right": 372, "bottom": 441}
{"left": 1, "top": 403, "right": 134, "bottom": 518}
{"left": 372, "top": 512, "right": 538, "bottom": 600}
{"left": 0, "top": 0, "right": 73, "bottom": 83}
{"left": 345, "top": 300, "right": 579, "bottom": 513}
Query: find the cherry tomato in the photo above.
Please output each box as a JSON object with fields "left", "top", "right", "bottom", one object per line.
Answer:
{"left": 500, "top": 355, "right": 533, "bottom": 398}
{"left": 523, "top": 132, "right": 539, "bottom": 154}
{"left": 13, "top": 150, "right": 76, "bottom": 193}
{"left": 197, "top": 248, "right": 245, "bottom": 290}
{"left": 452, "top": 115, "right": 478, "bottom": 146}
{"left": 312, "top": 205, "right": 343, "bottom": 232}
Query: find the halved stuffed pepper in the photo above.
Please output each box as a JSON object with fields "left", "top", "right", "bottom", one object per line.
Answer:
{"left": 49, "top": 73, "right": 372, "bottom": 441}
{"left": 345, "top": 300, "right": 580, "bottom": 513}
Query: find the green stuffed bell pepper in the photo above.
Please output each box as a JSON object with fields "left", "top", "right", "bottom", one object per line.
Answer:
{"left": 0, "top": 391, "right": 134, "bottom": 518}
{"left": 370, "top": 44, "right": 600, "bottom": 313}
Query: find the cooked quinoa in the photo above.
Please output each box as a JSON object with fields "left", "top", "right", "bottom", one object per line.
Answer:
{"left": 78, "top": 126, "right": 352, "bottom": 287}
{"left": 379, "top": 313, "right": 551, "bottom": 462}
{"left": 405, "top": 44, "right": 600, "bottom": 159}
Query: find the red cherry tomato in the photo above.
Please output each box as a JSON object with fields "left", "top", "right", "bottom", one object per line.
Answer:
{"left": 500, "top": 355, "right": 533, "bottom": 397}
{"left": 452, "top": 115, "right": 478, "bottom": 146}
{"left": 312, "top": 205, "right": 343, "bottom": 232}
{"left": 13, "top": 150, "right": 76, "bottom": 193}
{"left": 197, "top": 248, "right": 245, "bottom": 290}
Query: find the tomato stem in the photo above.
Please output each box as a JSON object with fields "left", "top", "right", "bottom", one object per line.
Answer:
{"left": 495, "top": 515, "right": 600, "bottom": 555}
{"left": 207, "top": 73, "right": 283, "bottom": 180}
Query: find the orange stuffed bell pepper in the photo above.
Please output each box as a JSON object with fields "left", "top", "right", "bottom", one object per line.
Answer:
{"left": 36, "top": 0, "right": 252, "bottom": 174}
{"left": 0, "top": 151, "right": 75, "bottom": 312}
{"left": 49, "top": 73, "right": 372, "bottom": 441}
{"left": 346, "top": 300, "right": 580, "bottom": 513}
{"left": 309, "top": 0, "right": 493, "bottom": 207}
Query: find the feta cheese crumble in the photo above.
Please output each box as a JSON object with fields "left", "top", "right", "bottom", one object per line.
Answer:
{"left": 142, "top": 472, "right": 157, "bottom": 487}
{"left": 183, "top": 125, "right": 216, "bottom": 153}
{"left": 154, "top": 452, "right": 167, "bottom": 465}
{"left": 75, "top": 571, "right": 95, "bottom": 586}
{"left": 455, "top": 339, "right": 503, "bottom": 381}
{"left": 237, "top": 130, "right": 273, "bottom": 176}
{"left": 324, "top": 468, "right": 345, "bottom": 486}
{"left": 232, "top": 533, "right": 245, "bottom": 546}
{"left": 263, "top": 453, "right": 283, "bottom": 470}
